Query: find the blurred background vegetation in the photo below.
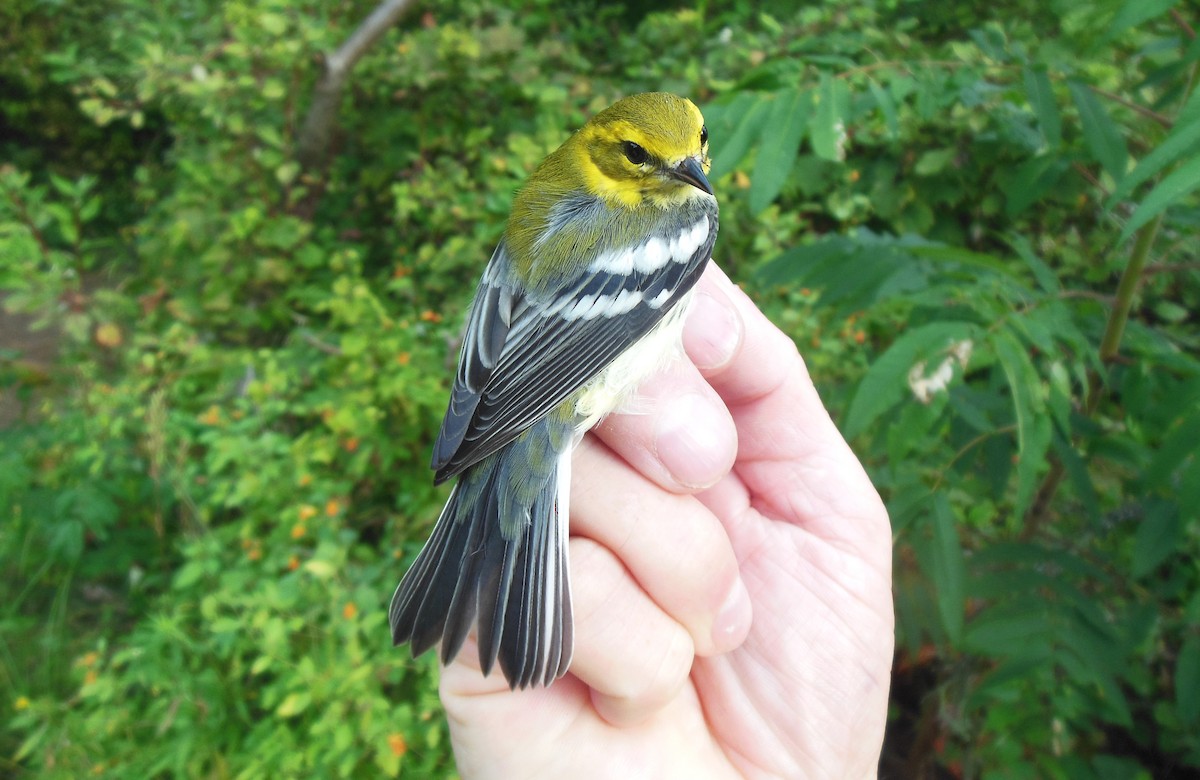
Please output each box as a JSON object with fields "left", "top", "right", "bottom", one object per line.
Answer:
{"left": 1, "top": 0, "right": 1197, "bottom": 777}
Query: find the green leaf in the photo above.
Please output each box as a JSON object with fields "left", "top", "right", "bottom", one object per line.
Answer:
{"left": 843, "top": 321, "right": 977, "bottom": 439}
{"left": 809, "top": 72, "right": 850, "bottom": 162}
{"left": 993, "top": 330, "right": 1051, "bottom": 521}
{"left": 914, "top": 148, "right": 957, "bottom": 177}
{"left": 930, "top": 493, "right": 966, "bottom": 645}
{"left": 1023, "top": 67, "right": 1061, "bottom": 149}
{"left": 867, "top": 78, "right": 898, "bottom": 139}
{"left": 1141, "top": 409, "right": 1200, "bottom": 491}
{"left": 1006, "top": 233, "right": 1060, "bottom": 292}
{"left": 1069, "top": 81, "right": 1129, "bottom": 181}
{"left": 1178, "top": 635, "right": 1200, "bottom": 726}
{"left": 964, "top": 609, "right": 1053, "bottom": 658}
{"left": 709, "top": 94, "right": 770, "bottom": 175}
{"left": 1119, "top": 154, "right": 1200, "bottom": 242}
{"left": 1131, "top": 503, "right": 1183, "bottom": 578}
{"left": 1051, "top": 434, "right": 1101, "bottom": 522}
{"left": 1178, "top": 86, "right": 1200, "bottom": 127}
{"left": 749, "top": 88, "right": 809, "bottom": 214}
{"left": 276, "top": 691, "right": 312, "bottom": 718}
{"left": 1106, "top": 118, "right": 1200, "bottom": 209}
{"left": 1003, "top": 155, "right": 1068, "bottom": 216}
{"left": 1106, "top": 0, "right": 1178, "bottom": 39}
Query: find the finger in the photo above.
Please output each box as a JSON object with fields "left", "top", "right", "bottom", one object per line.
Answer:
{"left": 698, "top": 264, "right": 891, "bottom": 563}
{"left": 682, "top": 268, "right": 745, "bottom": 372}
{"left": 593, "top": 357, "right": 737, "bottom": 493}
{"left": 566, "top": 535, "right": 694, "bottom": 726}
{"left": 571, "top": 436, "right": 751, "bottom": 658}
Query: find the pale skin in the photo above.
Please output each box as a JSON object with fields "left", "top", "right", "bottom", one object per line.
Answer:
{"left": 439, "top": 264, "right": 894, "bottom": 779}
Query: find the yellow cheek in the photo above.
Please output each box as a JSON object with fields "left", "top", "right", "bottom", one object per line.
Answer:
{"left": 579, "top": 153, "right": 644, "bottom": 208}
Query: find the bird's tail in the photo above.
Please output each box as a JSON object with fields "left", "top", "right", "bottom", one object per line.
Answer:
{"left": 389, "top": 434, "right": 574, "bottom": 689}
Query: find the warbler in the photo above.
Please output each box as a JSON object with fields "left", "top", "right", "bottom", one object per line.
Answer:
{"left": 389, "top": 92, "right": 718, "bottom": 689}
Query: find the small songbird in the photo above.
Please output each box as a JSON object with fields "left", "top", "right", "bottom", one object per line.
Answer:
{"left": 389, "top": 92, "right": 718, "bottom": 689}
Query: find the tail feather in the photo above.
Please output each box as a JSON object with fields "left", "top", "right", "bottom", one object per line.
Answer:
{"left": 497, "top": 466, "right": 574, "bottom": 687}
{"left": 389, "top": 451, "right": 573, "bottom": 689}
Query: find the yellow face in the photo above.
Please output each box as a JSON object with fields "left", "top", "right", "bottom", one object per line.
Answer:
{"left": 575, "top": 93, "right": 712, "bottom": 208}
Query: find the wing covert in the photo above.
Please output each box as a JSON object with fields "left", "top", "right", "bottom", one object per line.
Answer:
{"left": 431, "top": 207, "right": 717, "bottom": 483}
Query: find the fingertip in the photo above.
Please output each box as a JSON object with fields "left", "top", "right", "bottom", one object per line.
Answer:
{"left": 684, "top": 274, "right": 743, "bottom": 372}
{"left": 653, "top": 391, "right": 737, "bottom": 490}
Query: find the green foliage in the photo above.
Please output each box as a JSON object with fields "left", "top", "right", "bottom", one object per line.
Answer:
{"left": 704, "top": 1, "right": 1199, "bottom": 774}
{"left": 1, "top": 0, "right": 1197, "bottom": 777}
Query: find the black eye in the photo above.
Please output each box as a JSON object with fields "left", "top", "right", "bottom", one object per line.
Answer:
{"left": 700, "top": 125, "right": 708, "bottom": 145}
{"left": 622, "top": 141, "right": 648, "bottom": 165}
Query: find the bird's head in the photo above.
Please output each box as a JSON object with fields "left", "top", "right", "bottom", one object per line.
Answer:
{"left": 573, "top": 92, "right": 713, "bottom": 209}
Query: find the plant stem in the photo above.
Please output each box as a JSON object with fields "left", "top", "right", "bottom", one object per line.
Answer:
{"left": 1085, "top": 213, "right": 1162, "bottom": 415}
{"left": 1025, "top": 214, "right": 1162, "bottom": 534}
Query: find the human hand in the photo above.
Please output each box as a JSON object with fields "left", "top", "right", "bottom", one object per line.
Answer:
{"left": 439, "top": 264, "right": 894, "bottom": 779}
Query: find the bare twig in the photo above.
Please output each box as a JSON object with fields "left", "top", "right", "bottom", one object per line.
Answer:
{"left": 1144, "top": 261, "right": 1200, "bottom": 275}
{"left": 1172, "top": 9, "right": 1196, "bottom": 39}
{"left": 1088, "top": 85, "right": 1174, "bottom": 129}
{"left": 300, "top": 331, "right": 343, "bottom": 356}
{"left": 296, "top": 0, "right": 418, "bottom": 171}
{"left": 1057, "top": 289, "right": 1117, "bottom": 304}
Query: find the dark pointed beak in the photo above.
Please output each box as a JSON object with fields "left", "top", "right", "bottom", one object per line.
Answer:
{"left": 671, "top": 156, "right": 714, "bottom": 196}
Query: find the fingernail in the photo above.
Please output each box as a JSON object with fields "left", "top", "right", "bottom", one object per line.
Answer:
{"left": 654, "top": 393, "right": 733, "bottom": 489}
{"left": 712, "top": 578, "right": 752, "bottom": 651}
{"left": 684, "top": 288, "right": 742, "bottom": 370}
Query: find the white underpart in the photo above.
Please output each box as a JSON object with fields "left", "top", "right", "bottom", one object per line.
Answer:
{"left": 572, "top": 288, "right": 696, "bottom": 427}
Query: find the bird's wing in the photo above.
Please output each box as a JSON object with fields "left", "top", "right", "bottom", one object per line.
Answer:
{"left": 430, "top": 212, "right": 716, "bottom": 483}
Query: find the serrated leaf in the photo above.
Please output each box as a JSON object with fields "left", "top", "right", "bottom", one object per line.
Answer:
{"left": 993, "top": 330, "right": 1051, "bottom": 521}
{"left": 809, "top": 73, "right": 850, "bottom": 162}
{"left": 1023, "top": 67, "right": 1061, "bottom": 149}
{"left": 1069, "top": 82, "right": 1129, "bottom": 181}
{"left": 867, "top": 78, "right": 898, "bottom": 139}
{"left": 930, "top": 493, "right": 966, "bottom": 645}
{"left": 749, "top": 88, "right": 809, "bottom": 214}
{"left": 843, "top": 321, "right": 977, "bottom": 439}
{"left": 1105, "top": 118, "right": 1200, "bottom": 209}
{"left": 1119, "top": 154, "right": 1200, "bottom": 243}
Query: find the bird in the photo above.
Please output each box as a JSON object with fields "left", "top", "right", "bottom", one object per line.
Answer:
{"left": 389, "top": 92, "right": 719, "bottom": 689}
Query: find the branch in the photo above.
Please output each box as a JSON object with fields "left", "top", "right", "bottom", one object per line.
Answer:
{"left": 296, "top": 0, "right": 418, "bottom": 171}
{"left": 1172, "top": 9, "right": 1197, "bottom": 39}
{"left": 1088, "top": 85, "right": 1174, "bottom": 129}
{"left": 1144, "top": 261, "right": 1200, "bottom": 274}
